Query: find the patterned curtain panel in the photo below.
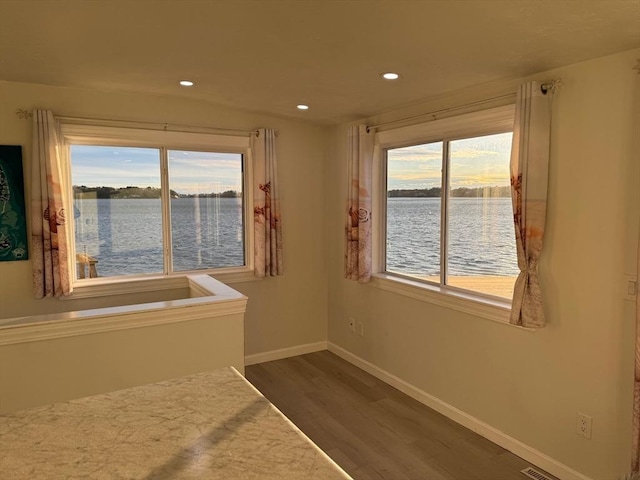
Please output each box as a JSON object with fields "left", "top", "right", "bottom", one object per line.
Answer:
{"left": 251, "top": 128, "right": 282, "bottom": 277}
{"left": 345, "top": 125, "right": 374, "bottom": 283}
{"left": 509, "top": 82, "right": 553, "bottom": 327}
{"left": 31, "top": 110, "right": 72, "bottom": 298}
{"left": 633, "top": 232, "right": 640, "bottom": 473}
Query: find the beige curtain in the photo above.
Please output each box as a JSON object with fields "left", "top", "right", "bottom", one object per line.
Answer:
{"left": 509, "top": 82, "right": 553, "bottom": 327}
{"left": 345, "top": 125, "right": 374, "bottom": 282}
{"left": 633, "top": 226, "right": 640, "bottom": 473}
{"left": 251, "top": 128, "right": 283, "bottom": 277}
{"left": 31, "top": 110, "right": 72, "bottom": 298}
{"left": 633, "top": 64, "right": 640, "bottom": 474}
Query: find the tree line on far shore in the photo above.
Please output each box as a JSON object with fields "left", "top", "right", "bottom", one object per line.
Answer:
{"left": 73, "top": 184, "right": 508, "bottom": 199}
{"left": 73, "top": 186, "right": 240, "bottom": 199}
{"left": 388, "top": 185, "right": 511, "bottom": 198}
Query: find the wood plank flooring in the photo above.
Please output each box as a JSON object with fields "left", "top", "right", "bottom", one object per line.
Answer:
{"left": 245, "top": 351, "right": 558, "bottom": 480}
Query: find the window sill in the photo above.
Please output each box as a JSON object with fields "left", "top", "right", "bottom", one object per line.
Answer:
{"left": 66, "top": 269, "right": 260, "bottom": 300}
{"left": 370, "top": 273, "right": 534, "bottom": 330}
{"left": 2, "top": 275, "right": 247, "bottom": 346}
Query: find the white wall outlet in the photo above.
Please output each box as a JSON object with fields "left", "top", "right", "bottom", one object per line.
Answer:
{"left": 624, "top": 274, "right": 638, "bottom": 301}
{"left": 576, "top": 413, "right": 592, "bottom": 439}
{"left": 348, "top": 317, "right": 356, "bottom": 333}
{"left": 356, "top": 320, "right": 364, "bottom": 337}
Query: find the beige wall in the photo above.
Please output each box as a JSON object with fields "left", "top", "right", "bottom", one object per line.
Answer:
{"left": 1, "top": 48, "right": 638, "bottom": 479}
{"left": 326, "top": 50, "right": 639, "bottom": 480}
{"left": 0, "top": 81, "right": 329, "bottom": 357}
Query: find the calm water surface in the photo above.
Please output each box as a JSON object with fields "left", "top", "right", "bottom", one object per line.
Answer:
{"left": 74, "top": 198, "right": 244, "bottom": 277}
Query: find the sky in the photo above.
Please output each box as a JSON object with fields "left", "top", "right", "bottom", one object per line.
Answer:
{"left": 70, "top": 146, "right": 243, "bottom": 195}
{"left": 387, "top": 132, "right": 513, "bottom": 190}
{"left": 71, "top": 132, "right": 512, "bottom": 194}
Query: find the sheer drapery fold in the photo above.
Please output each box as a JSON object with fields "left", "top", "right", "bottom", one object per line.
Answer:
{"left": 251, "top": 128, "right": 283, "bottom": 277}
{"left": 345, "top": 125, "right": 374, "bottom": 282}
{"left": 509, "top": 82, "right": 552, "bottom": 327}
{"left": 31, "top": 110, "right": 73, "bottom": 298}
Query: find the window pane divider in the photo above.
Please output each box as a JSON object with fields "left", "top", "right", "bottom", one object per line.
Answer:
{"left": 381, "top": 149, "right": 389, "bottom": 273}
{"left": 382, "top": 120, "right": 516, "bottom": 303}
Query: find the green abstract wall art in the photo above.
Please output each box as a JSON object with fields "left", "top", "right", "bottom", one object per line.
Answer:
{"left": 0, "top": 145, "right": 28, "bottom": 261}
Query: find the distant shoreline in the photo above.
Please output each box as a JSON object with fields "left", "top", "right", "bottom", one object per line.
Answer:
{"left": 73, "top": 185, "right": 510, "bottom": 199}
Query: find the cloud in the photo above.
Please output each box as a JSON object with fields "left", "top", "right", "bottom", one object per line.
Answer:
{"left": 168, "top": 151, "right": 241, "bottom": 161}
{"left": 384, "top": 132, "right": 513, "bottom": 190}
{"left": 172, "top": 183, "right": 241, "bottom": 194}
{"left": 72, "top": 164, "right": 160, "bottom": 188}
{"left": 169, "top": 162, "right": 242, "bottom": 193}
{"left": 389, "top": 171, "right": 442, "bottom": 181}
{"left": 70, "top": 145, "right": 243, "bottom": 192}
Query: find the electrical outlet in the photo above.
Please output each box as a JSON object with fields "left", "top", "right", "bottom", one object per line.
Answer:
{"left": 624, "top": 274, "right": 638, "bottom": 301}
{"left": 356, "top": 320, "right": 364, "bottom": 337}
{"left": 576, "top": 413, "right": 592, "bottom": 439}
{"left": 348, "top": 317, "right": 355, "bottom": 333}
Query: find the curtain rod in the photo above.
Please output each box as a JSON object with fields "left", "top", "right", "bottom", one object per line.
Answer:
{"left": 366, "top": 79, "right": 561, "bottom": 133}
{"left": 15, "top": 109, "right": 267, "bottom": 137}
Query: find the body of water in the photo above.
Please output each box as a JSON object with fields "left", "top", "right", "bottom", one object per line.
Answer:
{"left": 74, "top": 197, "right": 244, "bottom": 277}
{"left": 74, "top": 197, "right": 518, "bottom": 279}
{"left": 386, "top": 197, "right": 518, "bottom": 278}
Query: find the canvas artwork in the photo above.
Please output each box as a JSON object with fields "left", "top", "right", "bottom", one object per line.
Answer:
{"left": 0, "top": 145, "right": 28, "bottom": 261}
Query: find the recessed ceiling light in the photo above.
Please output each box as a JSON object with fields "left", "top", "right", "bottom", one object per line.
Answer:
{"left": 297, "top": 104, "right": 309, "bottom": 110}
{"left": 179, "top": 80, "right": 194, "bottom": 87}
{"left": 382, "top": 72, "right": 399, "bottom": 80}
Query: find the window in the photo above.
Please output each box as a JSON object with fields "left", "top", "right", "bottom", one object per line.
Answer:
{"left": 62, "top": 125, "right": 251, "bottom": 282}
{"left": 381, "top": 106, "right": 517, "bottom": 301}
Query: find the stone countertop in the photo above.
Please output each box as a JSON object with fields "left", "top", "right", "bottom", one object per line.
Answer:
{"left": 0, "top": 368, "right": 352, "bottom": 479}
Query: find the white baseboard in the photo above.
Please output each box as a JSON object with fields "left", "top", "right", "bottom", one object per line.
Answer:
{"left": 327, "top": 342, "right": 593, "bottom": 480}
{"left": 245, "top": 341, "right": 328, "bottom": 366}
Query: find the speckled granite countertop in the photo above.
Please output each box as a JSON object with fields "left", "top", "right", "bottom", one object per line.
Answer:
{"left": 0, "top": 367, "right": 352, "bottom": 479}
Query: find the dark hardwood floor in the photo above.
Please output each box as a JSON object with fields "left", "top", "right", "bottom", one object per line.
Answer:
{"left": 245, "top": 351, "right": 558, "bottom": 480}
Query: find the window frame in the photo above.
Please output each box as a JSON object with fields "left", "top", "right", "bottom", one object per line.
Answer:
{"left": 60, "top": 123, "right": 256, "bottom": 293}
{"left": 371, "top": 105, "right": 523, "bottom": 326}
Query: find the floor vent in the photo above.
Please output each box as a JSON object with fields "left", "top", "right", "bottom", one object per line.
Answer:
{"left": 521, "top": 467, "right": 554, "bottom": 480}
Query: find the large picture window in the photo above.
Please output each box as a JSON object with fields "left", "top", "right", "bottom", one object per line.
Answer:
{"left": 382, "top": 108, "right": 517, "bottom": 301}
{"left": 63, "top": 125, "right": 250, "bottom": 281}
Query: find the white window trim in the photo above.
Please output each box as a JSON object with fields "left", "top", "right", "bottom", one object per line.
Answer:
{"left": 60, "top": 124, "right": 257, "bottom": 297}
{"left": 1, "top": 275, "right": 248, "bottom": 345}
{"left": 371, "top": 105, "right": 524, "bottom": 325}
